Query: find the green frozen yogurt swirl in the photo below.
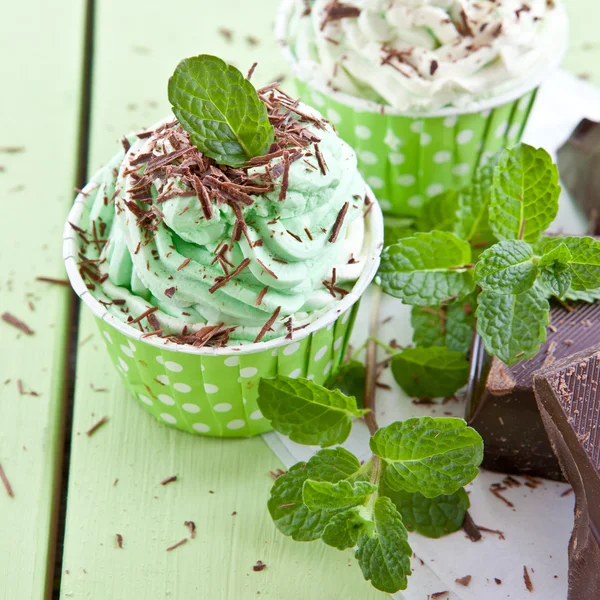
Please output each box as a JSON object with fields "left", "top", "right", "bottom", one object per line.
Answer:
{"left": 78, "top": 91, "right": 372, "bottom": 345}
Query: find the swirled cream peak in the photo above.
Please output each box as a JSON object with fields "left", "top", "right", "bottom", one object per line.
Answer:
{"left": 287, "top": 0, "right": 567, "bottom": 110}
{"left": 75, "top": 88, "right": 372, "bottom": 346}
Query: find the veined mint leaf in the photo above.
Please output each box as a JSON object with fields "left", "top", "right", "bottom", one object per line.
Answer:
{"left": 489, "top": 144, "right": 560, "bottom": 243}
{"left": 474, "top": 240, "right": 537, "bottom": 295}
{"left": 543, "top": 236, "right": 600, "bottom": 291}
{"left": 267, "top": 447, "right": 366, "bottom": 541}
{"left": 391, "top": 347, "right": 469, "bottom": 398}
{"left": 564, "top": 287, "right": 600, "bottom": 302}
{"left": 539, "top": 242, "right": 573, "bottom": 298}
{"left": 417, "top": 190, "right": 459, "bottom": 232}
{"left": 168, "top": 54, "right": 274, "bottom": 167}
{"left": 411, "top": 298, "right": 476, "bottom": 356}
{"left": 303, "top": 480, "right": 377, "bottom": 511}
{"left": 325, "top": 361, "right": 366, "bottom": 408}
{"left": 381, "top": 483, "right": 470, "bottom": 539}
{"left": 476, "top": 286, "right": 549, "bottom": 365}
{"left": 355, "top": 496, "right": 412, "bottom": 593}
{"left": 378, "top": 232, "right": 475, "bottom": 307}
{"left": 321, "top": 507, "right": 368, "bottom": 550}
{"left": 394, "top": 489, "right": 470, "bottom": 539}
{"left": 257, "top": 377, "right": 367, "bottom": 447}
{"left": 453, "top": 165, "right": 495, "bottom": 246}
{"left": 370, "top": 417, "right": 483, "bottom": 498}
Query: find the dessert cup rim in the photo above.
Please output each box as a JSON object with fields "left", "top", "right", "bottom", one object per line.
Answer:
{"left": 63, "top": 173, "right": 384, "bottom": 357}
{"left": 275, "top": 0, "right": 569, "bottom": 119}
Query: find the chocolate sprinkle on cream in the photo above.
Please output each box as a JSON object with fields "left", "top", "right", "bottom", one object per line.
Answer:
{"left": 328, "top": 202, "right": 349, "bottom": 243}
{"left": 164, "top": 287, "right": 176, "bottom": 298}
{"left": 255, "top": 307, "right": 281, "bottom": 343}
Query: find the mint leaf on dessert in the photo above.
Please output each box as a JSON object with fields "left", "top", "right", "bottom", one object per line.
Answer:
{"left": 257, "top": 377, "right": 367, "bottom": 447}
{"left": 325, "top": 361, "right": 366, "bottom": 408}
{"left": 474, "top": 240, "right": 538, "bottom": 294}
{"left": 411, "top": 297, "right": 476, "bottom": 356}
{"left": 391, "top": 347, "right": 469, "bottom": 398}
{"left": 302, "top": 480, "right": 378, "bottom": 511}
{"left": 381, "top": 484, "right": 470, "bottom": 539}
{"left": 321, "top": 508, "right": 368, "bottom": 550}
{"left": 538, "top": 242, "right": 573, "bottom": 297}
{"left": 168, "top": 54, "right": 274, "bottom": 167}
{"left": 378, "top": 231, "right": 475, "bottom": 307}
{"left": 370, "top": 417, "right": 483, "bottom": 498}
{"left": 355, "top": 496, "right": 412, "bottom": 593}
{"left": 489, "top": 144, "right": 560, "bottom": 243}
{"left": 476, "top": 286, "right": 549, "bottom": 365}
{"left": 543, "top": 236, "right": 600, "bottom": 291}
{"left": 267, "top": 447, "right": 366, "bottom": 541}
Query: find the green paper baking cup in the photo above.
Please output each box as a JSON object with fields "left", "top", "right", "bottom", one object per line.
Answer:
{"left": 63, "top": 174, "right": 383, "bottom": 438}
{"left": 276, "top": 0, "right": 568, "bottom": 217}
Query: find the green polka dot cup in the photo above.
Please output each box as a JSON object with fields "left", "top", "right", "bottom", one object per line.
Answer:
{"left": 276, "top": 0, "right": 566, "bottom": 217}
{"left": 63, "top": 186, "right": 384, "bottom": 438}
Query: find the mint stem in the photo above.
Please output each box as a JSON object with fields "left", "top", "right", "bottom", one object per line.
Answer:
{"left": 363, "top": 287, "right": 383, "bottom": 437}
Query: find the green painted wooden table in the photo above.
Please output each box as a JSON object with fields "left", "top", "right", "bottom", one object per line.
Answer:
{"left": 1, "top": 2, "right": 599, "bottom": 598}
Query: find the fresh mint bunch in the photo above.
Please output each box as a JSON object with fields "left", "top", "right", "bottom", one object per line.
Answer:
{"left": 168, "top": 54, "right": 274, "bottom": 166}
{"left": 257, "top": 377, "right": 483, "bottom": 594}
{"left": 379, "top": 144, "right": 600, "bottom": 381}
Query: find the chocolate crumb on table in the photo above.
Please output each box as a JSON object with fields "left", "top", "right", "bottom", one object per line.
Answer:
{"left": 35, "top": 276, "right": 71, "bottom": 287}
{"left": 86, "top": 416, "right": 108, "bottom": 437}
{"left": 523, "top": 566, "right": 534, "bottom": 592}
{"left": 430, "top": 592, "right": 449, "bottom": 599}
{"left": 166, "top": 538, "right": 188, "bottom": 552}
{"left": 253, "top": 561, "right": 267, "bottom": 572}
{"left": 0, "top": 463, "right": 14, "bottom": 498}
{"left": 1, "top": 312, "right": 34, "bottom": 335}
{"left": 116, "top": 534, "right": 123, "bottom": 549}
{"left": 184, "top": 521, "right": 196, "bottom": 539}
{"left": 455, "top": 575, "right": 471, "bottom": 586}
{"left": 160, "top": 475, "right": 177, "bottom": 486}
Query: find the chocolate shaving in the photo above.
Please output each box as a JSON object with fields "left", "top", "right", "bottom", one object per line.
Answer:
{"left": 253, "top": 560, "right": 267, "bottom": 572}
{"left": 256, "top": 286, "right": 269, "bottom": 306}
{"left": 160, "top": 475, "right": 177, "bottom": 486}
{"left": 455, "top": 575, "right": 472, "bottom": 587}
{"left": 254, "top": 306, "right": 281, "bottom": 343}
{"left": 166, "top": 538, "right": 188, "bottom": 552}
{"left": 1, "top": 312, "right": 34, "bottom": 335}
{"left": 278, "top": 151, "right": 290, "bottom": 202}
{"left": 116, "top": 534, "right": 123, "bottom": 549}
{"left": 36, "top": 276, "right": 70, "bottom": 287}
{"left": 320, "top": 1, "right": 361, "bottom": 30}
{"left": 523, "top": 566, "right": 533, "bottom": 592}
{"left": 164, "top": 287, "right": 176, "bottom": 298}
{"left": 246, "top": 62, "right": 258, "bottom": 80}
{"left": 0, "top": 463, "right": 14, "bottom": 498}
{"left": 184, "top": 521, "right": 196, "bottom": 539}
{"left": 430, "top": 60, "right": 439, "bottom": 76}
{"left": 328, "top": 202, "right": 349, "bottom": 243}
{"left": 462, "top": 511, "right": 482, "bottom": 541}
{"left": 314, "top": 143, "right": 328, "bottom": 175}
{"left": 177, "top": 257, "right": 191, "bottom": 271}
{"left": 86, "top": 416, "right": 108, "bottom": 437}
{"left": 209, "top": 258, "right": 251, "bottom": 294}
{"left": 256, "top": 259, "right": 279, "bottom": 280}
{"left": 128, "top": 306, "right": 159, "bottom": 325}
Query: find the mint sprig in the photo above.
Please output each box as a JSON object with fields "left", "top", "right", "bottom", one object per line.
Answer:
{"left": 378, "top": 231, "right": 475, "bottom": 306}
{"left": 381, "top": 143, "right": 600, "bottom": 367}
{"left": 257, "top": 377, "right": 367, "bottom": 447}
{"left": 258, "top": 377, "right": 483, "bottom": 593}
{"left": 168, "top": 54, "right": 274, "bottom": 166}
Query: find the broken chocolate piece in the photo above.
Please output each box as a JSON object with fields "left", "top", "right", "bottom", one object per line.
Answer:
{"left": 534, "top": 348, "right": 600, "bottom": 600}
{"left": 466, "top": 302, "right": 600, "bottom": 480}
{"left": 557, "top": 119, "right": 600, "bottom": 235}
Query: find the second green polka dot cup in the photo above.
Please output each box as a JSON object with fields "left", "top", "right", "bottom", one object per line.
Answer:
{"left": 276, "top": 0, "right": 567, "bottom": 218}
{"left": 63, "top": 183, "right": 384, "bottom": 439}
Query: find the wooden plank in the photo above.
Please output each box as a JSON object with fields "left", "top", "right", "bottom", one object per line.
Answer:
{"left": 0, "top": 2, "right": 86, "bottom": 598}
{"left": 60, "top": 1, "right": 600, "bottom": 599}
{"left": 59, "top": 1, "right": 381, "bottom": 598}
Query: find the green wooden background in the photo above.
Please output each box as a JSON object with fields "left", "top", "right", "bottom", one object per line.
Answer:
{"left": 0, "top": 1, "right": 599, "bottom": 598}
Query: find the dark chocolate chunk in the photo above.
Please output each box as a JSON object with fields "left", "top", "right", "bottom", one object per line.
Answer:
{"left": 534, "top": 347, "right": 600, "bottom": 600}
{"left": 557, "top": 119, "right": 600, "bottom": 235}
{"left": 466, "top": 302, "right": 600, "bottom": 481}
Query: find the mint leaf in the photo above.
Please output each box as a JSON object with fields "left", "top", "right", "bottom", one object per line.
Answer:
{"left": 391, "top": 347, "right": 469, "bottom": 398}
{"left": 168, "top": 54, "right": 274, "bottom": 167}
{"left": 539, "top": 243, "right": 573, "bottom": 297}
{"left": 303, "top": 480, "right": 377, "bottom": 511}
{"left": 417, "top": 190, "right": 459, "bottom": 232}
{"left": 267, "top": 447, "right": 366, "bottom": 541}
{"left": 476, "top": 286, "right": 549, "bottom": 365}
{"left": 382, "top": 483, "right": 470, "bottom": 539}
{"left": 379, "top": 232, "right": 475, "bottom": 307}
{"left": 543, "top": 236, "right": 600, "bottom": 291}
{"left": 474, "top": 240, "right": 537, "bottom": 294}
{"left": 325, "top": 361, "right": 366, "bottom": 408}
{"left": 321, "top": 508, "right": 368, "bottom": 550}
{"left": 411, "top": 297, "right": 476, "bottom": 355}
{"left": 453, "top": 165, "right": 496, "bottom": 247}
{"left": 258, "top": 377, "right": 367, "bottom": 447}
{"left": 489, "top": 144, "right": 560, "bottom": 243}
{"left": 355, "top": 496, "right": 412, "bottom": 593}
{"left": 384, "top": 217, "right": 417, "bottom": 247}
{"left": 564, "top": 287, "right": 600, "bottom": 302}
{"left": 370, "top": 417, "right": 483, "bottom": 498}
